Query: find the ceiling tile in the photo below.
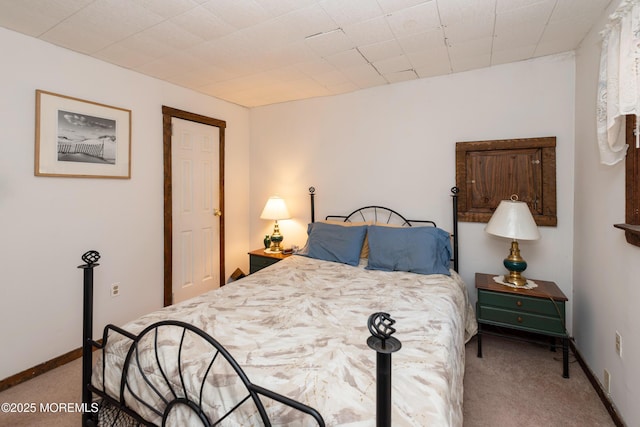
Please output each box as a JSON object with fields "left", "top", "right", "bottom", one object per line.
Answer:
{"left": 134, "top": 51, "right": 208, "bottom": 80}
{"left": 358, "top": 39, "right": 404, "bottom": 63}
{"left": 41, "top": 0, "right": 165, "bottom": 53}
{"left": 245, "top": 3, "right": 336, "bottom": 50}
{"left": 136, "top": 21, "right": 204, "bottom": 50}
{"left": 264, "top": 42, "right": 317, "bottom": 67}
{"left": 201, "top": 0, "right": 270, "bottom": 30}
{"left": 372, "top": 54, "right": 413, "bottom": 74}
{"left": 253, "top": 0, "right": 317, "bottom": 17}
{"left": 170, "top": 6, "right": 237, "bottom": 41}
{"left": 385, "top": 1, "right": 441, "bottom": 38}
{"left": 437, "top": 0, "right": 496, "bottom": 25}
{"left": 265, "top": 65, "right": 308, "bottom": 82}
{"left": 326, "top": 80, "right": 360, "bottom": 95}
{"left": 0, "top": 0, "right": 92, "bottom": 36}
{"left": 550, "top": 0, "right": 612, "bottom": 22}
{"left": 324, "top": 48, "right": 369, "bottom": 68}
{"left": 443, "top": 19, "right": 494, "bottom": 44}
{"left": 384, "top": 69, "right": 419, "bottom": 83}
{"left": 396, "top": 28, "right": 446, "bottom": 53}
{"left": 188, "top": 33, "right": 253, "bottom": 65}
{"left": 132, "top": 0, "right": 200, "bottom": 19}
{"left": 406, "top": 46, "right": 450, "bottom": 68}
{"left": 295, "top": 59, "right": 339, "bottom": 77}
{"left": 377, "top": 0, "right": 432, "bottom": 14}
{"left": 168, "top": 66, "right": 234, "bottom": 89}
{"left": 493, "top": 1, "right": 555, "bottom": 52}
{"left": 415, "top": 60, "right": 452, "bottom": 78}
{"left": 491, "top": 44, "right": 536, "bottom": 65}
{"left": 450, "top": 52, "right": 491, "bottom": 72}
{"left": 94, "top": 42, "right": 159, "bottom": 69}
{"left": 448, "top": 36, "right": 492, "bottom": 62}
{"left": 305, "top": 28, "right": 355, "bottom": 57}
{"left": 342, "top": 16, "right": 396, "bottom": 46}
{"left": 319, "top": 0, "right": 384, "bottom": 26}
{"left": 496, "top": 0, "right": 554, "bottom": 14}
{"left": 102, "top": 32, "right": 180, "bottom": 62}
{"left": 535, "top": 16, "right": 593, "bottom": 56}
{"left": 341, "top": 63, "right": 385, "bottom": 85}
{"left": 312, "top": 69, "right": 350, "bottom": 86}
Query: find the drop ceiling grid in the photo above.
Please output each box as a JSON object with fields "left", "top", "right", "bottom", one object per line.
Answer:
{"left": 0, "top": 0, "right": 615, "bottom": 107}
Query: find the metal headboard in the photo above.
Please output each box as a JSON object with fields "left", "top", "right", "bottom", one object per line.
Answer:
{"left": 308, "top": 187, "right": 460, "bottom": 272}
{"left": 326, "top": 205, "right": 436, "bottom": 228}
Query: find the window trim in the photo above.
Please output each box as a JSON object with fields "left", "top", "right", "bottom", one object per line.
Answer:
{"left": 614, "top": 115, "right": 640, "bottom": 247}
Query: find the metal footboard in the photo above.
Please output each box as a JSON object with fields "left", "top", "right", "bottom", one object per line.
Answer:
{"left": 79, "top": 252, "right": 324, "bottom": 427}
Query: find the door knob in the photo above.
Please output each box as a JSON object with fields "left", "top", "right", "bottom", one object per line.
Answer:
{"left": 213, "top": 209, "right": 222, "bottom": 217}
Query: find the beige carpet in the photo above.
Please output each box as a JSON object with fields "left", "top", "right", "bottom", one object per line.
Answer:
{"left": 464, "top": 334, "right": 615, "bottom": 427}
{"left": 0, "top": 334, "right": 615, "bottom": 426}
{"left": 0, "top": 357, "right": 81, "bottom": 427}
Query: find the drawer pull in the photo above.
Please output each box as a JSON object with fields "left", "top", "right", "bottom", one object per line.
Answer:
{"left": 517, "top": 316, "right": 523, "bottom": 323}
{"left": 516, "top": 300, "right": 522, "bottom": 307}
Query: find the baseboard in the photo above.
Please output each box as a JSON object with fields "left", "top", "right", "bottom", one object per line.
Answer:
{"left": 570, "top": 339, "right": 626, "bottom": 427}
{"left": 0, "top": 346, "right": 83, "bottom": 393}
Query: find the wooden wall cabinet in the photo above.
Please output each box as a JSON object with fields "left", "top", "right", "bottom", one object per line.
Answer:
{"left": 456, "top": 137, "right": 557, "bottom": 226}
{"left": 614, "top": 115, "right": 640, "bottom": 246}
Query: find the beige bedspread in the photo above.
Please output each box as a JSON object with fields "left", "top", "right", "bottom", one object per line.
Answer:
{"left": 94, "top": 255, "right": 477, "bottom": 426}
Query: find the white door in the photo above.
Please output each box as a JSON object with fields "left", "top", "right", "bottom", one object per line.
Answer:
{"left": 171, "top": 118, "right": 220, "bottom": 304}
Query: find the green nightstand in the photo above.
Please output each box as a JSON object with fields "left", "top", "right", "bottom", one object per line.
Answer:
{"left": 475, "top": 272, "right": 569, "bottom": 378}
{"left": 248, "top": 248, "right": 291, "bottom": 274}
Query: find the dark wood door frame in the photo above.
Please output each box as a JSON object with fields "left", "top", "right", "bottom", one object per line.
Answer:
{"left": 162, "top": 106, "right": 226, "bottom": 307}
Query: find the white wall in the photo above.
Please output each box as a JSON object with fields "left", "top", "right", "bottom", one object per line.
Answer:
{"left": 0, "top": 27, "right": 251, "bottom": 381}
{"left": 574, "top": 1, "right": 640, "bottom": 425}
{"left": 250, "top": 53, "right": 576, "bottom": 333}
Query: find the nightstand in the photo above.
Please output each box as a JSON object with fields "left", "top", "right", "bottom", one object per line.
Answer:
{"left": 475, "top": 272, "right": 570, "bottom": 378}
{"left": 248, "top": 248, "right": 292, "bottom": 274}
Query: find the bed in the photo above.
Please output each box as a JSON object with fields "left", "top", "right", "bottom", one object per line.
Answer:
{"left": 80, "top": 187, "right": 477, "bottom": 426}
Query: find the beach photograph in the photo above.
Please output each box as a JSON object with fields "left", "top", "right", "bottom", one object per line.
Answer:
{"left": 57, "top": 109, "right": 116, "bottom": 165}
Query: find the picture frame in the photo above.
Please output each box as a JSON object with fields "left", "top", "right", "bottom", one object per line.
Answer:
{"left": 35, "top": 90, "right": 131, "bottom": 179}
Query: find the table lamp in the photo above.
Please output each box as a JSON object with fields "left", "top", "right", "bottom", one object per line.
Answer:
{"left": 260, "top": 196, "right": 290, "bottom": 253}
{"left": 484, "top": 195, "right": 540, "bottom": 287}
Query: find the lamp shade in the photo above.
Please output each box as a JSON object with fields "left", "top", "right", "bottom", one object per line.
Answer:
{"left": 260, "top": 196, "right": 290, "bottom": 220}
{"left": 485, "top": 199, "right": 540, "bottom": 240}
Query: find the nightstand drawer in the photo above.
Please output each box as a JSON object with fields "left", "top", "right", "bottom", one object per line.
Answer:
{"left": 478, "top": 290, "right": 565, "bottom": 318}
{"left": 250, "top": 256, "right": 278, "bottom": 273}
{"left": 478, "top": 306, "right": 566, "bottom": 335}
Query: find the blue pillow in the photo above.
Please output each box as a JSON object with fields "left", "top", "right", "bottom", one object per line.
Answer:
{"left": 366, "top": 225, "right": 451, "bottom": 275}
{"left": 302, "top": 222, "right": 367, "bottom": 266}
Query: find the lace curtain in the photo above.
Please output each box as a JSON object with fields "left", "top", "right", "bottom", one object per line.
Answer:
{"left": 597, "top": 0, "right": 640, "bottom": 165}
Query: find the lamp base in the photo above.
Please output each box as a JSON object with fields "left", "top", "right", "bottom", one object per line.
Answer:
{"left": 503, "top": 240, "right": 528, "bottom": 287}
{"left": 503, "top": 272, "right": 528, "bottom": 287}
{"left": 269, "top": 220, "right": 284, "bottom": 253}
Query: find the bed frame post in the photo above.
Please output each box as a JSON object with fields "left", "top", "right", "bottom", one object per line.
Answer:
{"left": 451, "top": 187, "right": 459, "bottom": 272}
{"left": 367, "top": 313, "right": 401, "bottom": 427}
{"left": 78, "top": 250, "right": 100, "bottom": 427}
{"left": 309, "top": 186, "right": 316, "bottom": 223}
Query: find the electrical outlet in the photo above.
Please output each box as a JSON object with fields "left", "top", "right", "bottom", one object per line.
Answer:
{"left": 110, "top": 283, "right": 120, "bottom": 298}
{"left": 604, "top": 369, "right": 611, "bottom": 394}
{"left": 615, "top": 331, "right": 622, "bottom": 357}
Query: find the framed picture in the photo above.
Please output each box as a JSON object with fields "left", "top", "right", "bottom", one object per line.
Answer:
{"left": 35, "top": 90, "right": 131, "bottom": 178}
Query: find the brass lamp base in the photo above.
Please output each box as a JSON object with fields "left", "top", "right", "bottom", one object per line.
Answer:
{"left": 502, "top": 240, "right": 529, "bottom": 287}
{"left": 504, "top": 271, "right": 528, "bottom": 287}
{"left": 269, "top": 220, "right": 284, "bottom": 253}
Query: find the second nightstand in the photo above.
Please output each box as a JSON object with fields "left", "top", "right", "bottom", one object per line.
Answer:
{"left": 475, "top": 272, "right": 569, "bottom": 378}
{"left": 248, "top": 248, "right": 292, "bottom": 274}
